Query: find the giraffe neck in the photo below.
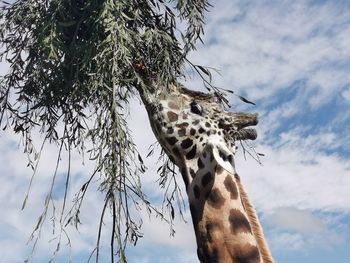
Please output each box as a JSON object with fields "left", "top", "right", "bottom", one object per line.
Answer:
{"left": 184, "top": 153, "right": 273, "bottom": 263}
{"left": 235, "top": 174, "right": 275, "bottom": 263}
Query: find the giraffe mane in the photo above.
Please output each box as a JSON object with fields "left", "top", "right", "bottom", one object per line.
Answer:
{"left": 235, "top": 174, "right": 275, "bottom": 263}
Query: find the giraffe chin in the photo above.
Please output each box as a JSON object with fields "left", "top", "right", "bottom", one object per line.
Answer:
{"left": 219, "top": 112, "right": 258, "bottom": 142}
{"left": 234, "top": 128, "right": 258, "bottom": 141}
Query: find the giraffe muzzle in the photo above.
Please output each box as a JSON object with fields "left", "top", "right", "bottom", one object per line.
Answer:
{"left": 231, "top": 112, "right": 258, "bottom": 129}
{"left": 219, "top": 112, "right": 258, "bottom": 141}
{"left": 234, "top": 128, "right": 257, "bottom": 140}
{"left": 233, "top": 112, "right": 258, "bottom": 140}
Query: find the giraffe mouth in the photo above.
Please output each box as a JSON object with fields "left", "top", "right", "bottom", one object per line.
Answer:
{"left": 220, "top": 112, "right": 258, "bottom": 141}
{"left": 233, "top": 112, "right": 258, "bottom": 140}
{"left": 234, "top": 128, "right": 257, "bottom": 140}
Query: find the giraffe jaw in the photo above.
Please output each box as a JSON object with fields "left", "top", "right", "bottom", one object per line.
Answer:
{"left": 220, "top": 112, "right": 259, "bottom": 141}
{"left": 233, "top": 112, "right": 258, "bottom": 140}
{"left": 234, "top": 128, "right": 258, "bottom": 140}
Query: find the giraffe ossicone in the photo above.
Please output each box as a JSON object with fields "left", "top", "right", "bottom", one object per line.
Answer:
{"left": 140, "top": 83, "right": 274, "bottom": 263}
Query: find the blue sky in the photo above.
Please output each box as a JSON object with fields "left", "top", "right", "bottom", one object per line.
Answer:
{"left": 1, "top": 0, "right": 350, "bottom": 262}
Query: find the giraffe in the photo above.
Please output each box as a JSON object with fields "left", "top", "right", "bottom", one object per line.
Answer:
{"left": 139, "top": 82, "right": 274, "bottom": 263}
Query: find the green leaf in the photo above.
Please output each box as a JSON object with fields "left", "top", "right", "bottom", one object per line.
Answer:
{"left": 21, "top": 195, "right": 28, "bottom": 210}
{"left": 138, "top": 153, "right": 144, "bottom": 164}
{"left": 171, "top": 205, "right": 174, "bottom": 220}
{"left": 196, "top": 65, "right": 212, "bottom": 81}
{"left": 238, "top": 95, "right": 256, "bottom": 105}
{"left": 34, "top": 215, "right": 43, "bottom": 231}
{"left": 146, "top": 149, "right": 154, "bottom": 158}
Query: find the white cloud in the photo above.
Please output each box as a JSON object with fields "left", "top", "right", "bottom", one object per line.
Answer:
{"left": 307, "top": 69, "right": 350, "bottom": 108}
{"left": 267, "top": 222, "right": 346, "bottom": 253}
{"left": 261, "top": 207, "right": 349, "bottom": 253}
{"left": 269, "top": 232, "right": 306, "bottom": 251}
{"left": 265, "top": 207, "right": 325, "bottom": 233}
{"left": 0, "top": 129, "right": 111, "bottom": 262}
{"left": 236, "top": 141, "right": 350, "bottom": 213}
{"left": 137, "top": 206, "right": 196, "bottom": 249}
{"left": 277, "top": 129, "right": 340, "bottom": 152}
{"left": 190, "top": 0, "right": 350, "bottom": 109}
{"left": 342, "top": 86, "right": 350, "bottom": 102}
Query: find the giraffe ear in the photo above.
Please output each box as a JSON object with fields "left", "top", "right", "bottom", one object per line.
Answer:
{"left": 207, "top": 139, "right": 235, "bottom": 175}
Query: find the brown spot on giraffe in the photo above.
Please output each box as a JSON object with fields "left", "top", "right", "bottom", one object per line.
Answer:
{"left": 168, "top": 101, "right": 180, "bottom": 110}
{"left": 192, "top": 119, "right": 200, "bottom": 125}
{"left": 228, "top": 154, "right": 234, "bottom": 163}
{"left": 178, "top": 128, "right": 186, "bottom": 137}
{"left": 176, "top": 122, "right": 189, "bottom": 129}
{"left": 216, "top": 165, "right": 224, "bottom": 175}
{"left": 190, "top": 128, "right": 196, "bottom": 136}
{"left": 198, "top": 127, "right": 205, "bottom": 133}
{"left": 229, "top": 209, "right": 252, "bottom": 235}
{"left": 186, "top": 144, "right": 197, "bottom": 159}
{"left": 207, "top": 188, "right": 225, "bottom": 209}
{"left": 201, "top": 171, "right": 212, "bottom": 187}
{"left": 181, "top": 138, "right": 193, "bottom": 149}
{"left": 167, "top": 111, "right": 178, "bottom": 122}
{"left": 219, "top": 149, "right": 227, "bottom": 161}
{"left": 166, "top": 136, "right": 177, "bottom": 146}
{"left": 206, "top": 221, "right": 224, "bottom": 243}
{"left": 233, "top": 243, "right": 261, "bottom": 263}
{"left": 166, "top": 127, "right": 174, "bottom": 134}
{"left": 224, "top": 175, "right": 239, "bottom": 199}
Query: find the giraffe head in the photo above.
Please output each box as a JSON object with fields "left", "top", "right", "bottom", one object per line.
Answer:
{"left": 146, "top": 83, "right": 258, "bottom": 187}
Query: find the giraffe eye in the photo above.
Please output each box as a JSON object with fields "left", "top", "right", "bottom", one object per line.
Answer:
{"left": 190, "top": 101, "right": 202, "bottom": 115}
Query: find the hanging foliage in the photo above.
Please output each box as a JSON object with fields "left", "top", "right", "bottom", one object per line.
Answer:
{"left": 0, "top": 0, "right": 211, "bottom": 262}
